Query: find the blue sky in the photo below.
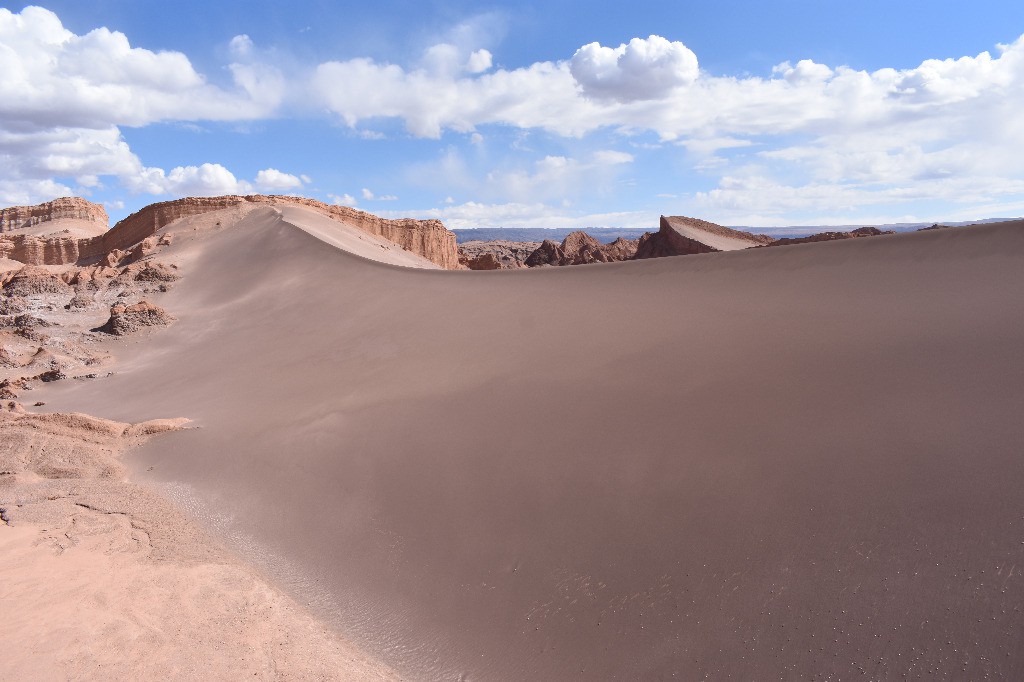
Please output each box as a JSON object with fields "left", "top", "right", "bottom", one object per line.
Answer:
{"left": 1, "top": 1, "right": 1023, "bottom": 230}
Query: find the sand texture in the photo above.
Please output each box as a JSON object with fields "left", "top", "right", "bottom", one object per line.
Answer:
{"left": 0, "top": 404, "right": 398, "bottom": 681}
{"left": 18, "top": 205, "right": 1024, "bottom": 679}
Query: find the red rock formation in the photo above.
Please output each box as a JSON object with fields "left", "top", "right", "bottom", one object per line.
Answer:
{"left": 635, "top": 216, "right": 774, "bottom": 260}
{"left": 0, "top": 195, "right": 459, "bottom": 270}
{"left": 458, "top": 252, "right": 503, "bottom": 270}
{"left": 525, "top": 231, "right": 639, "bottom": 267}
{"left": 764, "top": 226, "right": 895, "bottom": 247}
{"left": 0, "top": 197, "right": 107, "bottom": 233}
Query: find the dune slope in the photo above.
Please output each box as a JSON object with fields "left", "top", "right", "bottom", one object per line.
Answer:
{"left": 40, "top": 211, "right": 1024, "bottom": 679}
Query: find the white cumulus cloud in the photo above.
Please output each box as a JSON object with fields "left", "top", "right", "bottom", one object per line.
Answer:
{"left": 127, "top": 163, "right": 253, "bottom": 196}
{"left": 329, "top": 193, "right": 358, "bottom": 206}
{"left": 569, "top": 35, "right": 699, "bottom": 101}
{"left": 466, "top": 48, "right": 493, "bottom": 73}
{"left": 0, "top": 7, "right": 281, "bottom": 131}
{"left": 255, "top": 168, "right": 304, "bottom": 191}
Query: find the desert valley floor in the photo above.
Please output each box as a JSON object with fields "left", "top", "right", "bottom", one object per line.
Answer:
{"left": 2, "top": 200, "right": 1023, "bottom": 680}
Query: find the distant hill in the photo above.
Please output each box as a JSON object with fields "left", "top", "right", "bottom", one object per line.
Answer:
{"left": 736, "top": 217, "right": 1022, "bottom": 239}
{"left": 454, "top": 218, "right": 1021, "bottom": 243}
{"left": 453, "top": 227, "right": 653, "bottom": 244}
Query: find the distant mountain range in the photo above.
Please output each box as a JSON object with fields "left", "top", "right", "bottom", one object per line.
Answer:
{"left": 453, "top": 227, "right": 652, "bottom": 243}
{"left": 453, "top": 218, "right": 1020, "bottom": 244}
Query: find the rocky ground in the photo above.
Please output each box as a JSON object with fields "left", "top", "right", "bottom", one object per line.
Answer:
{"left": 458, "top": 239, "right": 541, "bottom": 269}
{"left": 0, "top": 243, "right": 177, "bottom": 402}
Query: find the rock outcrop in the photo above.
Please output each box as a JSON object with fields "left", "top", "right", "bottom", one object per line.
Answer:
{"left": 0, "top": 195, "right": 459, "bottom": 270}
{"left": 2, "top": 266, "right": 73, "bottom": 297}
{"left": 765, "top": 226, "right": 895, "bottom": 247}
{"left": 99, "top": 301, "right": 175, "bottom": 336}
{"left": 635, "top": 216, "right": 774, "bottom": 260}
{"left": 0, "top": 197, "right": 107, "bottom": 233}
{"left": 525, "top": 231, "right": 639, "bottom": 267}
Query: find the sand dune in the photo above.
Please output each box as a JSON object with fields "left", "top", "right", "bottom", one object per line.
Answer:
{"left": 33, "top": 207, "right": 1024, "bottom": 679}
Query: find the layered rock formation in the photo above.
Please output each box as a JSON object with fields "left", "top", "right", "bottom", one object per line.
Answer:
{"left": 0, "top": 197, "right": 108, "bottom": 233}
{"left": 765, "top": 226, "right": 895, "bottom": 247}
{"left": 0, "top": 195, "right": 459, "bottom": 270}
{"left": 635, "top": 216, "right": 774, "bottom": 260}
{"left": 525, "top": 231, "right": 638, "bottom": 267}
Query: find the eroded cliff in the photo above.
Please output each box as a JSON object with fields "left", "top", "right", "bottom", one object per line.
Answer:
{"left": 0, "top": 197, "right": 108, "bottom": 233}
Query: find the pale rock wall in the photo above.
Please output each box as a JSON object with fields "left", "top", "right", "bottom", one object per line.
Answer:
{"left": 0, "top": 197, "right": 108, "bottom": 233}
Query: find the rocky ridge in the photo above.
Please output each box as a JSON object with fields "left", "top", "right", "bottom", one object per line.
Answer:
{"left": 764, "top": 226, "right": 896, "bottom": 247}
{"left": 0, "top": 195, "right": 458, "bottom": 270}
{"left": 525, "top": 231, "right": 638, "bottom": 267}
{"left": 465, "top": 216, "right": 901, "bottom": 270}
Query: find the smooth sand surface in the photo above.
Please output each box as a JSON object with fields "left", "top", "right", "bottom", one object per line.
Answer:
{"left": 38, "top": 209, "right": 1024, "bottom": 679}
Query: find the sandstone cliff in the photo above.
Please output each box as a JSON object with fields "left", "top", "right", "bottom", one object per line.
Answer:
{"left": 0, "top": 195, "right": 459, "bottom": 270}
{"left": 0, "top": 197, "right": 108, "bottom": 233}
{"left": 635, "top": 216, "right": 774, "bottom": 260}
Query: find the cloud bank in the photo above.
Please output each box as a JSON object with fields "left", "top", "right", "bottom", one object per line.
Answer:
{"left": 1, "top": 5, "right": 1023, "bottom": 225}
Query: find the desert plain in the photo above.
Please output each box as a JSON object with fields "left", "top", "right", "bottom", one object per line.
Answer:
{"left": 1, "top": 196, "right": 1023, "bottom": 680}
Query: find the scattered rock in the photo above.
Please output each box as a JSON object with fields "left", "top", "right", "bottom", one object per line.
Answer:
{"left": 38, "top": 369, "right": 66, "bottom": 382}
{"left": 0, "top": 314, "right": 51, "bottom": 331}
{"left": 0, "top": 377, "right": 28, "bottom": 399}
{"left": 0, "top": 296, "right": 26, "bottom": 315}
{"left": 133, "top": 262, "right": 180, "bottom": 282}
{"left": 67, "top": 292, "right": 94, "bottom": 309}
